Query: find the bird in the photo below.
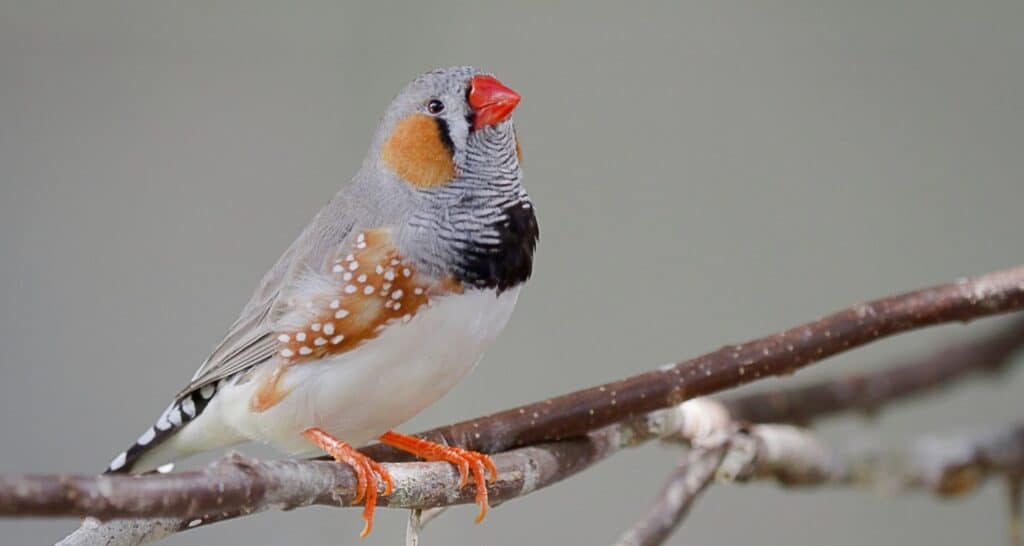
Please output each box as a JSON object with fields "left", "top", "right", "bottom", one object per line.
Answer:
{"left": 102, "top": 65, "right": 538, "bottom": 537}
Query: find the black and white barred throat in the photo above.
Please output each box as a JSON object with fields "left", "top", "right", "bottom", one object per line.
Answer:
{"left": 408, "top": 123, "right": 538, "bottom": 293}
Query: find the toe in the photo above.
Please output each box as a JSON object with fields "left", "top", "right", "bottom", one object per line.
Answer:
{"left": 303, "top": 428, "right": 388, "bottom": 537}
{"left": 465, "top": 456, "right": 489, "bottom": 523}
{"left": 360, "top": 459, "right": 378, "bottom": 537}
{"left": 351, "top": 460, "right": 369, "bottom": 504}
{"left": 480, "top": 454, "right": 498, "bottom": 484}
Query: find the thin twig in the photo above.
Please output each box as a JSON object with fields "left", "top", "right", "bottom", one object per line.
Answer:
{"left": 613, "top": 446, "right": 726, "bottom": 546}
{"left": 405, "top": 507, "right": 446, "bottom": 546}
{"left": 618, "top": 399, "right": 844, "bottom": 546}
{"left": 406, "top": 509, "right": 422, "bottom": 546}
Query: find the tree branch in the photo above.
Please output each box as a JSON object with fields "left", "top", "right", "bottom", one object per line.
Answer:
{"left": 729, "top": 423, "right": 1024, "bottom": 499}
{"left": 613, "top": 446, "right": 727, "bottom": 546}
{"left": 0, "top": 265, "right": 1016, "bottom": 544}
{"left": 607, "top": 314, "right": 1024, "bottom": 546}
{"left": 723, "top": 316, "right": 1024, "bottom": 425}
{"left": 360, "top": 265, "right": 1024, "bottom": 462}
{"left": 620, "top": 413, "right": 1024, "bottom": 546}
{"left": 37, "top": 405, "right": 694, "bottom": 545}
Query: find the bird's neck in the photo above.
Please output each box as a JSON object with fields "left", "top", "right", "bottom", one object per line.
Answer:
{"left": 353, "top": 124, "right": 537, "bottom": 292}
{"left": 404, "top": 133, "right": 537, "bottom": 291}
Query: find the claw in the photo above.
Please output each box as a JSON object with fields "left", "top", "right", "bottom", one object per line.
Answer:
{"left": 379, "top": 431, "right": 497, "bottom": 524}
{"left": 454, "top": 457, "right": 470, "bottom": 488}
{"left": 303, "top": 428, "right": 392, "bottom": 537}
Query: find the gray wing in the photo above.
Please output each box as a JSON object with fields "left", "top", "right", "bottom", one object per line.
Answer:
{"left": 176, "top": 192, "right": 361, "bottom": 399}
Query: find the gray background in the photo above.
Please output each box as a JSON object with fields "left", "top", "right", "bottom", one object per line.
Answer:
{"left": 2, "top": 2, "right": 1023, "bottom": 545}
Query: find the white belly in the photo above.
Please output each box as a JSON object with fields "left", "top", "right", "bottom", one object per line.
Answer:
{"left": 209, "top": 287, "right": 520, "bottom": 453}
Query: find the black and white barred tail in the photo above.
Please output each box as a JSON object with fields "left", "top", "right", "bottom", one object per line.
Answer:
{"left": 104, "top": 382, "right": 220, "bottom": 474}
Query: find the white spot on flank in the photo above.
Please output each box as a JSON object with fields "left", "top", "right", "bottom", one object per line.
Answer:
{"left": 329, "top": 299, "right": 340, "bottom": 309}
{"left": 344, "top": 285, "right": 357, "bottom": 294}
{"left": 357, "top": 274, "right": 367, "bottom": 283}
{"left": 335, "top": 309, "right": 349, "bottom": 319}
{"left": 298, "top": 346, "right": 312, "bottom": 355}
{"left": 391, "top": 289, "right": 404, "bottom": 300}
{"left": 402, "top": 268, "right": 412, "bottom": 277}
{"left": 402, "top": 314, "right": 412, "bottom": 323}
{"left": 357, "top": 232, "right": 365, "bottom": 242}
{"left": 393, "top": 303, "right": 402, "bottom": 310}
{"left": 348, "top": 261, "right": 359, "bottom": 271}
{"left": 295, "top": 332, "right": 306, "bottom": 342}
{"left": 311, "top": 323, "right": 322, "bottom": 332}
{"left": 331, "top": 335, "right": 345, "bottom": 344}
{"left": 357, "top": 242, "right": 366, "bottom": 249}
{"left": 375, "top": 265, "right": 384, "bottom": 274}
{"left": 363, "top": 285, "right": 375, "bottom": 295}
{"left": 384, "top": 270, "right": 396, "bottom": 281}
{"left": 345, "top": 254, "right": 355, "bottom": 262}
{"left": 414, "top": 287, "right": 424, "bottom": 295}
{"left": 277, "top": 334, "right": 290, "bottom": 343}
{"left": 314, "top": 337, "right": 327, "bottom": 346}
{"left": 137, "top": 427, "right": 156, "bottom": 445}
{"left": 332, "top": 264, "right": 343, "bottom": 273}
{"left": 108, "top": 452, "right": 127, "bottom": 471}
{"left": 390, "top": 258, "right": 400, "bottom": 266}
{"left": 343, "top": 272, "right": 352, "bottom": 281}
{"left": 323, "top": 323, "right": 335, "bottom": 335}
{"left": 280, "top": 348, "right": 295, "bottom": 358}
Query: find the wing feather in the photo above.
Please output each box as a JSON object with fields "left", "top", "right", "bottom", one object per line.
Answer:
{"left": 177, "top": 193, "right": 359, "bottom": 399}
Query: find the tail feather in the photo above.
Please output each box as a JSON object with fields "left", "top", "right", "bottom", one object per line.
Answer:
{"left": 104, "top": 383, "right": 220, "bottom": 474}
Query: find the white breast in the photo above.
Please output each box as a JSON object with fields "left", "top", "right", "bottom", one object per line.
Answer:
{"left": 208, "top": 286, "right": 521, "bottom": 453}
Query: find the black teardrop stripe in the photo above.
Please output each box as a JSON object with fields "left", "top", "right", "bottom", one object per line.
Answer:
{"left": 454, "top": 201, "right": 539, "bottom": 293}
{"left": 103, "top": 382, "right": 220, "bottom": 474}
{"left": 434, "top": 117, "right": 455, "bottom": 155}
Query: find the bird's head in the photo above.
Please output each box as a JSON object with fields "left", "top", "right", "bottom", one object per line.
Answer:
{"left": 352, "top": 66, "right": 535, "bottom": 291}
{"left": 369, "top": 66, "right": 522, "bottom": 189}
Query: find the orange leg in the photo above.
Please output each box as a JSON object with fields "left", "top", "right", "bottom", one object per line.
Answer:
{"left": 303, "top": 428, "right": 393, "bottom": 537}
{"left": 379, "top": 431, "right": 497, "bottom": 523}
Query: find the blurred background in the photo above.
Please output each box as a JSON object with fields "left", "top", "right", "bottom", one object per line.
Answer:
{"left": 2, "top": 2, "right": 1023, "bottom": 545}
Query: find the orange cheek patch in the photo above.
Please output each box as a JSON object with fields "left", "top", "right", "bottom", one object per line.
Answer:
{"left": 380, "top": 114, "right": 456, "bottom": 188}
{"left": 250, "top": 228, "right": 464, "bottom": 412}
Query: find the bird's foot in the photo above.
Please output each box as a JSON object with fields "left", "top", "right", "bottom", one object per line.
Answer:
{"left": 303, "top": 427, "right": 393, "bottom": 537}
{"left": 379, "top": 431, "right": 497, "bottom": 523}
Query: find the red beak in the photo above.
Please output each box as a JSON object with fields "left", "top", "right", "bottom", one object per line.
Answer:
{"left": 468, "top": 75, "right": 521, "bottom": 130}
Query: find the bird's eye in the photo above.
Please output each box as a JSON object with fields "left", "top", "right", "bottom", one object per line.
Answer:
{"left": 427, "top": 99, "right": 445, "bottom": 115}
